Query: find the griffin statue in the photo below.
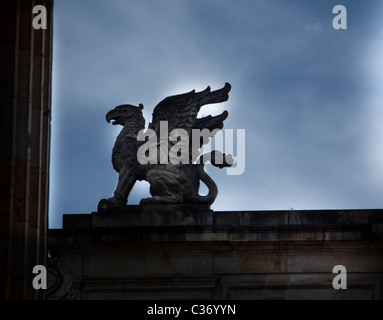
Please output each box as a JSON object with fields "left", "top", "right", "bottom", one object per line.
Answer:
{"left": 98, "top": 82, "right": 233, "bottom": 212}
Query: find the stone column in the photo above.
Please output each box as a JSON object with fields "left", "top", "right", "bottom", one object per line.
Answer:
{"left": 0, "top": 0, "right": 53, "bottom": 300}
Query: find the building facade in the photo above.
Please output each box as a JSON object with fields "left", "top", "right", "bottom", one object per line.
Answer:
{"left": 48, "top": 206, "right": 383, "bottom": 300}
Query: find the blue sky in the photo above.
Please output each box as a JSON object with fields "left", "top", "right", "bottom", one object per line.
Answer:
{"left": 50, "top": 0, "right": 383, "bottom": 228}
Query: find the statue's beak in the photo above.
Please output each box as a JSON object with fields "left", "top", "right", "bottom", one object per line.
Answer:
{"left": 106, "top": 109, "right": 123, "bottom": 125}
{"left": 105, "top": 109, "right": 115, "bottom": 123}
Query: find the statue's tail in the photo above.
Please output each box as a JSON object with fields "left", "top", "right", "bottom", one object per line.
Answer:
{"left": 190, "top": 151, "right": 234, "bottom": 205}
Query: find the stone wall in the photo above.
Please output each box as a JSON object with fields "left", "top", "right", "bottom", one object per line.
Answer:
{"left": 48, "top": 207, "right": 383, "bottom": 300}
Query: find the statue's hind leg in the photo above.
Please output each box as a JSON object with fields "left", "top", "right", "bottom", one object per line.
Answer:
{"left": 140, "top": 169, "right": 183, "bottom": 204}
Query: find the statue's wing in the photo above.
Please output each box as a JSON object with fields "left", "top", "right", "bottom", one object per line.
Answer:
{"left": 149, "top": 82, "right": 231, "bottom": 163}
{"left": 190, "top": 110, "right": 229, "bottom": 162}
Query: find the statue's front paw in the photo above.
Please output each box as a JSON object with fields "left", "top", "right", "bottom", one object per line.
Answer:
{"left": 97, "top": 198, "right": 125, "bottom": 212}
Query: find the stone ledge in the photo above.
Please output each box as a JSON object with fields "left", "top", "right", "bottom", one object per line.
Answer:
{"left": 60, "top": 207, "right": 383, "bottom": 229}
{"left": 48, "top": 225, "right": 381, "bottom": 246}
{"left": 48, "top": 208, "right": 383, "bottom": 247}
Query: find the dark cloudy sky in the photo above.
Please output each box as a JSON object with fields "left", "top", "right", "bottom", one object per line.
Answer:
{"left": 49, "top": 0, "right": 383, "bottom": 228}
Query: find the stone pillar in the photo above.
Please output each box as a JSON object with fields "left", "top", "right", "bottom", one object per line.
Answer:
{"left": 0, "top": 0, "right": 53, "bottom": 300}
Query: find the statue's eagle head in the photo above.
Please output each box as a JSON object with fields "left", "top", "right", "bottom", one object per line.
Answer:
{"left": 105, "top": 104, "right": 144, "bottom": 126}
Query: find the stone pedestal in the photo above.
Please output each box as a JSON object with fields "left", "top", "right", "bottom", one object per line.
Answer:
{"left": 48, "top": 207, "right": 383, "bottom": 300}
